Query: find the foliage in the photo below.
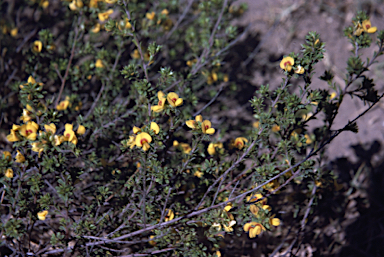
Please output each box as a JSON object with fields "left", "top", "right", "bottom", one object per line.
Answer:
{"left": 0, "top": 1, "right": 383, "bottom": 256}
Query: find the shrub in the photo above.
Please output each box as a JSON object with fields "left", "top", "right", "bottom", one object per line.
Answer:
{"left": 1, "top": 1, "right": 383, "bottom": 256}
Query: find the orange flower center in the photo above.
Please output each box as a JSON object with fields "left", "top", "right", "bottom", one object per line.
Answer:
{"left": 140, "top": 139, "right": 148, "bottom": 145}
{"left": 236, "top": 141, "right": 242, "bottom": 146}
{"left": 26, "top": 129, "right": 33, "bottom": 135}
{"left": 159, "top": 100, "right": 163, "bottom": 105}
{"left": 172, "top": 98, "right": 177, "bottom": 103}
{"left": 66, "top": 133, "right": 71, "bottom": 138}
{"left": 205, "top": 125, "right": 209, "bottom": 129}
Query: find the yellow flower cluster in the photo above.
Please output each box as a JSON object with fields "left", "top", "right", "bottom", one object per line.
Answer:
{"left": 186, "top": 115, "right": 215, "bottom": 135}
{"left": 354, "top": 19, "right": 377, "bottom": 36}
{"left": 173, "top": 140, "right": 192, "bottom": 154}
{"left": 126, "top": 122, "right": 160, "bottom": 151}
{"left": 151, "top": 91, "right": 183, "bottom": 112}
{"left": 243, "top": 193, "right": 281, "bottom": 238}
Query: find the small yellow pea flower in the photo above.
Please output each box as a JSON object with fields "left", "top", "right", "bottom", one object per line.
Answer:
{"left": 295, "top": 65, "right": 305, "bottom": 74}
{"left": 269, "top": 215, "right": 281, "bottom": 226}
{"left": 77, "top": 125, "right": 86, "bottom": 135}
{"left": 15, "top": 150, "right": 26, "bottom": 163}
{"left": 151, "top": 91, "right": 167, "bottom": 113}
{"left": 91, "top": 23, "right": 101, "bottom": 33}
{"left": 150, "top": 122, "right": 160, "bottom": 134}
{"left": 164, "top": 209, "right": 174, "bottom": 221}
{"left": 223, "top": 220, "right": 236, "bottom": 232}
{"left": 194, "top": 170, "right": 203, "bottom": 178}
{"left": 135, "top": 132, "right": 152, "bottom": 151}
{"left": 44, "top": 123, "right": 57, "bottom": 134}
{"left": 5, "top": 168, "right": 14, "bottom": 178}
{"left": 98, "top": 9, "right": 114, "bottom": 22}
{"left": 272, "top": 124, "right": 280, "bottom": 132}
{"left": 243, "top": 222, "right": 265, "bottom": 238}
{"left": 19, "top": 121, "right": 39, "bottom": 140}
{"left": 249, "top": 204, "right": 259, "bottom": 216}
{"left": 233, "top": 137, "right": 248, "bottom": 150}
{"left": 32, "top": 40, "right": 42, "bottom": 53}
{"left": 3, "top": 151, "right": 12, "bottom": 161}
{"left": 362, "top": 19, "right": 377, "bottom": 34}
{"left": 37, "top": 210, "right": 49, "bottom": 220}
{"left": 56, "top": 97, "right": 70, "bottom": 111}
{"left": 95, "top": 59, "right": 104, "bottom": 68}
{"left": 10, "top": 28, "right": 18, "bottom": 37}
{"left": 69, "top": 0, "right": 83, "bottom": 11}
{"left": 166, "top": 92, "right": 183, "bottom": 107}
{"left": 280, "top": 56, "right": 294, "bottom": 72}
{"left": 146, "top": 12, "right": 155, "bottom": 20}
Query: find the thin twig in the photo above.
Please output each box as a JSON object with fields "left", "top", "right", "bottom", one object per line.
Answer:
{"left": 55, "top": 17, "right": 82, "bottom": 107}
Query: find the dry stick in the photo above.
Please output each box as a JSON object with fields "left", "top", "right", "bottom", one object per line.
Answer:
{"left": 165, "top": 0, "right": 194, "bottom": 40}
{"left": 54, "top": 17, "right": 82, "bottom": 107}
{"left": 193, "top": 84, "right": 224, "bottom": 116}
{"left": 16, "top": 28, "right": 37, "bottom": 53}
{"left": 4, "top": 68, "right": 17, "bottom": 86}
{"left": 84, "top": 80, "right": 105, "bottom": 120}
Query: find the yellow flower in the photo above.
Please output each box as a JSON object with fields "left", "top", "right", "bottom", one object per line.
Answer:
{"left": 269, "top": 216, "right": 280, "bottom": 226}
{"left": 207, "top": 142, "right": 222, "bottom": 155}
{"left": 362, "top": 19, "right": 377, "bottom": 34}
{"left": 194, "top": 170, "right": 203, "bottom": 178}
{"left": 329, "top": 91, "right": 337, "bottom": 100}
{"left": 133, "top": 126, "right": 142, "bottom": 134}
{"left": 173, "top": 140, "right": 179, "bottom": 147}
{"left": 253, "top": 121, "right": 260, "bottom": 128}
{"left": 126, "top": 135, "right": 136, "bottom": 149}
{"left": 249, "top": 204, "right": 259, "bottom": 216}
{"left": 77, "top": 125, "right": 86, "bottom": 135}
{"left": 216, "top": 251, "right": 221, "bottom": 257}
{"left": 224, "top": 202, "right": 232, "bottom": 212}
{"left": 201, "top": 120, "right": 215, "bottom": 135}
{"left": 186, "top": 59, "right": 197, "bottom": 67}
{"left": 295, "top": 65, "right": 305, "bottom": 74}
{"left": 20, "top": 121, "right": 39, "bottom": 140}
{"left": 56, "top": 98, "right": 70, "bottom": 111}
{"left": 3, "top": 151, "right": 12, "bottom": 161}
{"left": 54, "top": 135, "right": 64, "bottom": 146}
{"left": 89, "top": 0, "right": 99, "bottom": 8}
{"left": 207, "top": 71, "right": 218, "bottom": 85}
{"left": 15, "top": 150, "right": 26, "bottom": 163}
{"left": 161, "top": 9, "right": 169, "bottom": 15}
{"left": 40, "top": 0, "right": 49, "bottom": 8}
{"left": 135, "top": 132, "right": 152, "bottom": 151}
{"left": 243, "top": 222, "right": 265, "bottom": 238}
{"left": 10, "top": 28, "right": 18, "bottom": 37}
{"left": 149, "top": 235, "right": 156, "bottom": 246}
{"left": 262, "top": 205, "right": 272, "bottom": 211}
{"left": 167, "top": 92, "right": 183, "bottom": 107}
{"left": 164, "top": 209, "right": 174, "bottom": 221}
{"left": 246, "top": 193, "right": 266, "bottom": 205}
{"left": 20, "top": 109, "right": 33, "bottom": 122}
{"left": 32, "top": 40, "right": 42, "bottom": 53}
{"left": 63, "top": 124, "right": 78, "bottom": 145}
{"left": 95, "top": 59, "right": 104, "bottom": 68}
{"left": 180, "top": 143, "right": 192, "bottom": 154}
{"left": 150, "top": 122, "right": 160, "bottom": 134}
{"left": 223, "top": 220, "right": 236, "bottom": 232}
{"left": 118, "top": 18, "right": 132, "bottom": 30}
{"left": 37, "top": 210, "right": 49, "bottom": 220}
{"left": 31, "top": 142, "right": 45, "bottom": 156}
{"left": 304, "top": 134, "right": 312, "bottom": 144}
{"left": 6, "top": 129, "right": 20, "bottom": 142}
{"left": 5, "top": 168, "right": 14, "bottom": 178}
{"left": 280, "top": 56, "right": 294, "bottom": 72}
{"left": 131, "top": 49, "right": 140, "bottom": 59}
{"left": 69, "top": 0, "right": 83, "bottom": 11}
{"left": 186, "top": 115, "right": 203, "bottom": 129}
{"left": 211, "top": 222, "right": 222, "bottom": 231}
{"left": 151, "top": 91, "right": 167, "bottom": 113}
{"left": 91, "top": 23, "right": 101, "bottom": 33}
{"left": 146, "top": 12, "right": 155, "bottom": 20}
{"left": 272, "top": 124, "right": 280, "bottom": 132}
{"left": 104, "top": 0, "right": 116, "bottom": 3}
{"left": 44, "top": 123, "right": 57, "bottom": 134}
{"left": 98, "top": 9, "right": 114, "bottom": 22}
{"left": 233, "top": 137, "right": 248, "bottom": 150}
